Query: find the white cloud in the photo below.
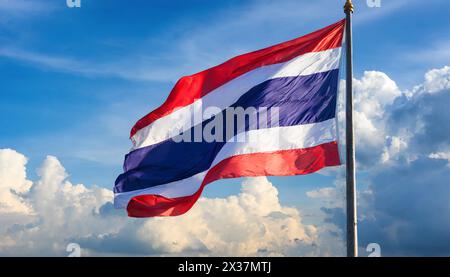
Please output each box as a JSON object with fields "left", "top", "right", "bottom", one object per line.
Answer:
{"left": 423, "top": 66, "right": 450, "bottom": 93}
{"left": 0, "top": 149, "right": 115, "bottom": 256}
{"left": 0, "top": 0, "right": 51, "bottom": 14}
{"left": 123, "top": 177, "right": 318, "bottom": 256}
{"left": 308, "top": 66, "right": 450, "bottom": 256}
{"left": 429, "top": 150, "right": 450, "bottom": 167}
{"left": 337, "top": 71, "right": 403, "bottom": 167}
{"left": 0, "top": 149, "right": 32, "bottom": 214}
{"left": 354, "top": 71, "right": 402, "bottom": 110}
{"left": 0, "top": 149, "right": 330, "bottom": 256}
{"left": 381, "top": 136, "right": 408, "bottom": 163}
{"left": 306, "top": 178, "right": 345, "bottom": 210}
{"left": 324, "top": 65, "right": 450, "bottom": 256}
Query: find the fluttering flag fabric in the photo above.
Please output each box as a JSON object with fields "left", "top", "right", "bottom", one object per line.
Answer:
{"left": 115, "top": 19, "right": 345, "bottom": 217}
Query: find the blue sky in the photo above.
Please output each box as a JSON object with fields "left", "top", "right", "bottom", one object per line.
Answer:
{"left": 1, "top": 0, "right": 450, "bottom": 256}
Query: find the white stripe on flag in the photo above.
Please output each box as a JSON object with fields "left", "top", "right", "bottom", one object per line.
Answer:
{"left": 115, "top": 118, "right": 337, "bottom": 207}
{"left": 131, "top": 47, "right": 341, "bottom": 150}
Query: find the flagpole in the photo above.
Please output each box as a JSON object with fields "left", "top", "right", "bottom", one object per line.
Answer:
{"left": 344, "top": 0, "right": 358, "bottom": 257}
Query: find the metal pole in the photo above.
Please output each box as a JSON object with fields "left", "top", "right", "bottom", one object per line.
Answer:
{"left": 344, "top": 0, "right": 358, "bottom": 257}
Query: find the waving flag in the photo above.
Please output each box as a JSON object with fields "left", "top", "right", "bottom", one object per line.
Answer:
{"left": 115, "top": 19, "right": 345, "bottom": 217}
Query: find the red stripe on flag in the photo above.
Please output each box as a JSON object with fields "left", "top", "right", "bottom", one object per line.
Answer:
{"left": 126, "top": 141, "right": 341, "bottom": 217}
{"left": 130, "top": 19, "right": 345, "bottom": 138}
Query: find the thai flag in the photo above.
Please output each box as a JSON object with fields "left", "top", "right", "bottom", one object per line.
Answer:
{"left": 115, "top": 19, "right": 345, "bottom": 217}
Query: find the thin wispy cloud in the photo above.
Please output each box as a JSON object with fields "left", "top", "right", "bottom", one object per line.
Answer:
{"left": 0, "top": 0, "right": 49, "bottom": 13}
{"left": 0, "top": 0, "right": 426, "bottom": 83}
{"left": 0, "top": 0, "right": 57, "bottom": 21}
{"left": 401, "top": 39, "right": 450, "bottom": 65}
{"left": 0, "top": 46, "right": 180, "bottom": 82}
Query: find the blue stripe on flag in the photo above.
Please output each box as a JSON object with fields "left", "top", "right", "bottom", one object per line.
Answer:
{"left": 115, "top": 69, "right": 339, "bottom": 193}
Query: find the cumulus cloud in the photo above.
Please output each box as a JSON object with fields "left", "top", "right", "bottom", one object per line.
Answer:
{"left": 422, "top": 66, "right": 450, "bottom": 93}
{"left": 306, "top": 175, "right": 345, "bottom": 210}
{"left": 336, "top": 71, "right": 403, "bottom": 168}
{"left": 0, "top": 149, "right": 115, "bottom": 256}
{"left": 0, "top": 149, "right": 32, "bottom": 214}
{"left": 89, "top": 177, "right": 321, "bottom": 257}
{"left": 311, "top": 65, "right": 450, "bottom": 256}
{"left": 0, "top": 149, "right": 325, "bottom": 256}
{"left": 353, "top": 71, "right": 402, "bottom": 165}
{"left": 360, "top": 157, "right": 450, "bottom": 256}
{"left": 362, "top": 66, "right": 450, "bottom": 256}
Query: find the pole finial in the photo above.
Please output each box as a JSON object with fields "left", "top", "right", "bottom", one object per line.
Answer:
{"left": 344, "top": 0, "right": 354, "bottom": 13}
